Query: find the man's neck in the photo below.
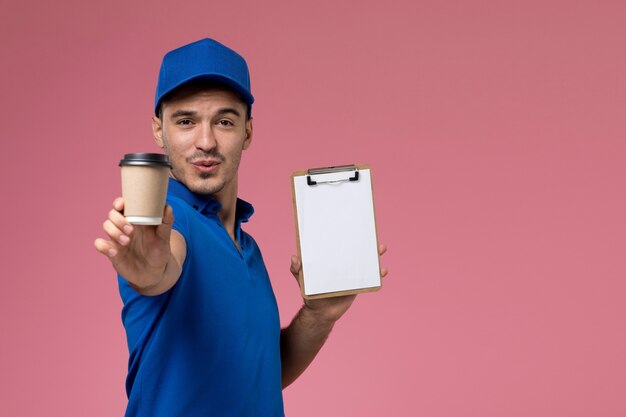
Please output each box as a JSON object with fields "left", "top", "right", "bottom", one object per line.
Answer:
{"left": 170, "top": 172, "right": 241, "bottom": 246}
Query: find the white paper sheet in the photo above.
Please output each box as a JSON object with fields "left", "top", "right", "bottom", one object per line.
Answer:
{"left": 293, "top": 168, "right": 381, "bottom": 296}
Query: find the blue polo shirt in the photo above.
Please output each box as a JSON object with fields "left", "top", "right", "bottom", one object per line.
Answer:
{"left": 118, "top": 178, "right": 284, "bottom": 417}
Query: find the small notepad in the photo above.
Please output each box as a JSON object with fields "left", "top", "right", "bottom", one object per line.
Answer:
{"left": 291, "top": 165, "right": 382, "bottom": 299}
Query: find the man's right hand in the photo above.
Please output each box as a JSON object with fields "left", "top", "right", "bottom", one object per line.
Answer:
{"left": 94, "top": 197, "right": 186, "bottom": 295}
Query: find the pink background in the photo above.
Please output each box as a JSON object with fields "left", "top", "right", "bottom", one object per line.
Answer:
{"left": 2, "top": 0, "right": 625, "bottom": 416}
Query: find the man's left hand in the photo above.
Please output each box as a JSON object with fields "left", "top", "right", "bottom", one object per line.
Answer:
{"left": 289, "top": 244, "right": 388, "bottom": 323}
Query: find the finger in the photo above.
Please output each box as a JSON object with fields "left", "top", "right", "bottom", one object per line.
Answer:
{"left": 290, "top": 255, "right": 301, "bottom": 277}
{"left": 378, "top": 243, "right": 387, "bottom": 256}
{"left": 94, "top": 238, "right": 119, "bottom": 258}
{"left": 108, "top": 207, "right": 134, "bottom": 236}
{"left": 381, "top": 267, "right": 388, "bottom": 278}
{"left": 162, "top": 204, "right": 174, "bottom": 224}
{"left": 112, "top": 197, "right": 125, "bottom": 213}
{"left": 103, "top": 219, "right": 131, "bottom": 246}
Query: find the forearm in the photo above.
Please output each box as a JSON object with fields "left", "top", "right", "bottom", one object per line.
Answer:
{"left": 280, "top": 305, "right": 336, "bottom": 389}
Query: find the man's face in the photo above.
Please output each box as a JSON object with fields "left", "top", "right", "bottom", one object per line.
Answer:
{"left": 152, "top": 85, "right": 252, "bottom": 198}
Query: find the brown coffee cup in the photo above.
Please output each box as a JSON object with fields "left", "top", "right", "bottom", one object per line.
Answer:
{"left": 119, "top": 153, "right": 172, "bottom": 225}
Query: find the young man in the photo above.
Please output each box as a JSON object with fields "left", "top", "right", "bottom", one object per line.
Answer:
{"left": 94, "top": 38, "right": 387, "bottom": 416}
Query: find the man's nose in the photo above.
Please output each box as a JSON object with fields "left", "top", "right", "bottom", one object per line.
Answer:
{"left": 195, "top": 123, "right": 217, "bottom": 151}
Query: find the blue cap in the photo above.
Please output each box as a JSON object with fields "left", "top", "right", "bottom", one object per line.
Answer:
{"left": 155, "top": 38, "right": 254, "bottom": 115}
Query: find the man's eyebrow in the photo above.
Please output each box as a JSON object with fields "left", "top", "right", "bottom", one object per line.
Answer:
{"left": 216, "top": 107, "right": 242, "bottom": 118}
{"left": 169, "top": 110, "right": 197, "bottom": 119}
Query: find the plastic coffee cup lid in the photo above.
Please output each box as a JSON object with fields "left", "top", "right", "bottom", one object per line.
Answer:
{"left": 119, "top": 153, "right": 172, "bottom": 167}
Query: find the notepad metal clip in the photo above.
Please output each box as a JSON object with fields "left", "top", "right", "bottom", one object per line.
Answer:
{"left": 307, "top": 164, "right": 359, "bottom": 186}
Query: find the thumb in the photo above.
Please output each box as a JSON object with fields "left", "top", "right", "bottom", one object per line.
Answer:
{"left": 290, "top": 255, "right": 301, "bottom": 278}
{"left": 155, "top": 204, "right": 174, "bottom": 240}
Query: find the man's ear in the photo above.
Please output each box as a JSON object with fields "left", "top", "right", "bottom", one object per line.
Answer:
{"left": 152, "top": 115, "right": 164, "bottom": 148}
{"left": 243, "top": 117, "right": 253, "bottom": 150}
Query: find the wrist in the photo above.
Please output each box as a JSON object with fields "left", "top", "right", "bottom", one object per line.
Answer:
{"left": 300, "top": 303, "right": 338, "bottom": 328}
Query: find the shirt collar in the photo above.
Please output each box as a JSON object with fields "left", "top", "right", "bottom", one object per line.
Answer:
{"left": 168, "top": 178, "right": 254, "bottom": 222}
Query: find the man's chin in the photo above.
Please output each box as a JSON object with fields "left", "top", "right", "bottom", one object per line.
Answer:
{"left": 172, "top": 170, "right": 225, "bottom": 195}
{"left": 188, "top": 178, "right": 224, "bottom": 196}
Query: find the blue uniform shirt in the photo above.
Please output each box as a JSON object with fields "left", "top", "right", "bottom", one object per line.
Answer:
{"left": 118, "top": 178, "right": 285, "bottom": 417}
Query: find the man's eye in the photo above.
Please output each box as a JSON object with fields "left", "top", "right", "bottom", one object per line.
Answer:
{"left": 177, "top": 119, "right": 193, "bottom": 126}
{"left": 218, "top": 120, "right": 234, "bottom": 126}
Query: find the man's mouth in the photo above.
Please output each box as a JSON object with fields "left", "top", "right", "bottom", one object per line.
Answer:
{"left": 191, "top": 160, "right": 221, "bottom": 173}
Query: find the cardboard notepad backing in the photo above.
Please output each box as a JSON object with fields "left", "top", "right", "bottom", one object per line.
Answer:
{"left": 291, "top": 164, "right": 382, "bottom": 299}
